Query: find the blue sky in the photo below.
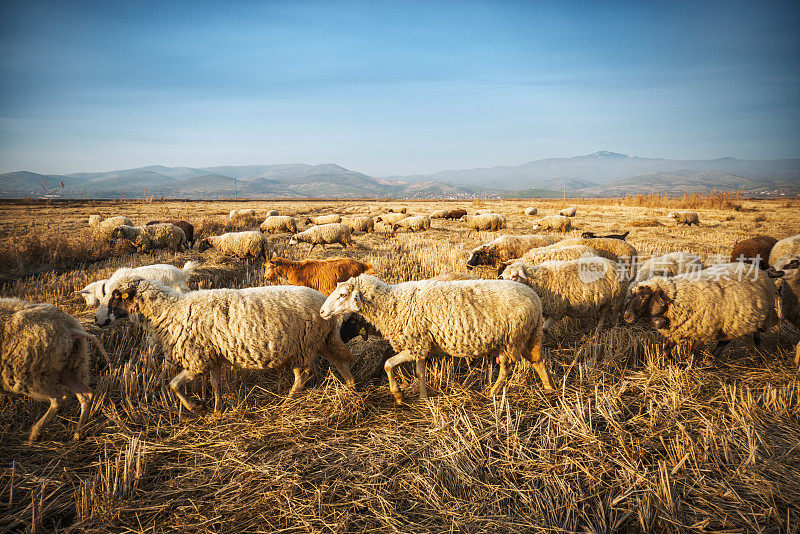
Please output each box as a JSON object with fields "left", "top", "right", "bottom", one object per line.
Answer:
{"left": 1, "top": 0, "right": 798, "bottom": 175}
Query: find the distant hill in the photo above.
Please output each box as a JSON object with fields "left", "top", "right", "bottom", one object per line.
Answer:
{"left": 0, "top": 152, "right": 797, "bottom": 199}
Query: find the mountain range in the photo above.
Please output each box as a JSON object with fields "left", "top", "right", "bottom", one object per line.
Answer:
{"left": 1, "top": 152, "right": 798, "bottom": 199}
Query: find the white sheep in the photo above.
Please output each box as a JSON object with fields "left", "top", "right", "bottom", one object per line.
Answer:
{"left": 375, "top": 213, "right": 409, "bottom": 225}
{"left": 501, "top": 256, "right": 628, "bottom": 332}
{"left": 198, "top": 231, "right": 271, "bottom": 259}
{"left": 1, "top": 298, "right": 110, "bottom": 443}
{"left": 76, "top": 261, "right": 200, "bottom": 308}
{"left": 96, "top": 277, "right": 355, "bottom": 410}
{"left": 460, "top": 213, "right": 506, "bottom": 231}
{"left": 497, "top": 244, "right": 601, "bottom": 275}
{"left": 634, "top": 252, "right": 703, "bottom": 283}
{"left": 767, "top": 255, "right": 800, "bottom": 367}
{"left": 289, "top": 223, "right": 353, "bottom": 251}
{"left": 624, "top": 263, "right": 778, "bottom": 366}
{"left": 430, "top": 209, "right": 448, "bottom": 219}
{"left": 466, "top": 234, "right": 554, "bottom": 269}
{"left": 266, "top": 209, "right": 279, "bottom": 217}
{"left": 769, "top": 235, "right": 800, "bottom": 266}
{"left": 667, "top": 211, "right": 700, "bottom": 226}
{"left": 342, "top": 216, "right": 375, "bottom": 233}
{"left": 230, "top": 209, "right": 256, "bottom": 220}
{"left": 392, "top": 215, "right": 431, "bottom": 233}
{"left": 524, "top": 207, "right": 538, "bottom": 216}
{"left": 559, "top": 207, "right": 577, "bottom": 217}
{"left": 532, "top": 215, "right": 571, "bottom": 232}
{"left": 474, "top": 208, "right": 495, "bottom": 215}
{"left": 89, "top": 215, "right": 133, "bottom": 228}
{"left": 552, "top": 237, "right": 639, "bottom": 278}
{"left": 111, "top": 224, "right": 188, "bottom": 252}
{"left": 304, "top": 214, "right": 342, "bottom": 225}
{"left": 320, "top": 274, "right": 553, "bottom": 404}
{"left": 259, "top": 215, "right": 298, "bottom": 234}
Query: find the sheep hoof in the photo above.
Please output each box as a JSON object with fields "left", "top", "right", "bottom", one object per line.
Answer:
{"left": 391, "top": 391, "right": 404, "bottom": 405}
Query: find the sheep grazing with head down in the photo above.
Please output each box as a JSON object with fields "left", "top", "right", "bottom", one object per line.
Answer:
{"left": 1, "top": 298, "right": 110, "bottom": 443}
{"left": 320, "top": 274, "right": 553, "bottom": 404}
{"left": 96, "top": 276, "right": 355, "bottom": 410}
{"left": 111, "top": 224, "right": 188, "bottom": 252}
{"left": 230, "top": 209, "right": 256, "bottom": 220}
{"left": 460, "top": 213, "right": 506, "bottom": 232}
{"left": 145, "top": 219, "right": 195, "bottom": 247}
{"left": 466, "top": 234, "right": 554, "bottom": 269}
{"left": 497, "top": 244, "right": 601, "bottom": 275}
{"left": 375, "top": 213, "right": 409, "bottom": 225}
{"left": 429, "top": 209, "right": 448, "bottom": 219}
{"left": 264, "top": 257, "right": 375, "bottom": 295}
{"left": 198, "top": 231, "right": 271, "bottom": 259}
{"left": 531, "top": 215, "right": 571, "bottom": 232}
{"left": 387, "top": 207, "right": 407, "bottom": 214}
{"left": 392, "top": 215, "right": 431, "bottom": 233}
{"left": 266, "top": 209, "right": 279, "bottom": 217}
{"left": 304, "top": 214, "right": 342, "bottom": 225}
{"left": 768, "top": 255, "right": 800, "bottom": 367}
{"left": 559, "top": 207, "right": 577, "bottom": 217}
{"left": 634, "top": 252, "right": 703, "bottom": 284}
{"left": 624, "top": 263, "right": 778, "bottom": 367}
{"left": 501, "top": 256, "right": 628, "bottom": 332}
{"left": 89, "top": 215, "right": 133, "bottom": 229}
{"left": 769, "top": 235, "right": 800, "bottom": 266}
{"left": 474, "top": 208, "right": 495, "bottom": 215}
{"left": 552, "top": 237, "right": 638, "bottom": 278}
{"left": 443, "top": 209, "right": 467, "bottom": 220}
{"left": 342, "top": 216, "right": 375, "bottom": 233}
{"left": 76, "top": 261, "right": 200, "bottom": 308}
{"left": 667, "top": 211, "right": 700, "bottom": 226}
{"left": 289, "top": 223, "right": 353, "bottom": 251}
{"left": 729, "top": 235, "right": 777, "bottom": 270}
{"left": 524, "top": 207, "right": 538, "bottom": 216}
{"left": 259, "top": 215, "right": 298, "bottom": 235}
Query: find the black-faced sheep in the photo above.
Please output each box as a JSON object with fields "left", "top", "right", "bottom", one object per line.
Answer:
{"left": 304, "top": 214, "right": 342, "bottom": 225}
{"left": 111, "top": 224, "right": 188, "bottom": 252}
{"left": 466, "top": 234, "right": 554, "bottom": 269}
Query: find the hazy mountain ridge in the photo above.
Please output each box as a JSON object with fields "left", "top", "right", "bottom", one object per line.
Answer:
{"left": 1, "top": 152, "right": 797, "bottom": 199}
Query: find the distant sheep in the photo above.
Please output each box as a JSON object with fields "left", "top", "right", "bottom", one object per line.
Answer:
{"left": 497, "top": 244, "right": 600, "bottom": 275}
{"left": 146, "top": 219, "right": 195, "bottom": 247}
{"left": 430, "top": 210, "right": 448, "bottom": 219}
{"left": 230, "top": 209, "right": 256, "bottom": 220}
{"left": 1, "top": 298, "right": 110, "bottom": 443}
{"left": 342, "top": 216, "right": 375, "bottom": 233}
{"left": 392, "top": 215, "right": 431, "bottom": 233}
{"left": 259, "top": 215, "right": 298, "bottom": 235}
{"left": 559, "top": 207, "right": 576, "bottom": 217}
{"left": 375, "top": 213, "right": 409, "bottom": 225}
{"left": 111, "top": 224, "right": 188, "bottom": 252}
{"left": 531, "top": 215, "right": 572, "bottom": 232}
{"left": 289, "top": 223, "right": 353, "bottom": 251}
{"left": 524, "top": 207, "right": 538, "bottom": 216}
{"left": 635, "top": 252, "right": 704, "bottom": 284}
{"left": 77, "top": 261, "right": 200, "bottom": 308}
{"left": 769, "top": 235, "right": 800, "bottom": 266}
{"left": 266, "top": 210, "right": 279, "bottom": 217}
{"left": 198, "top": 231, "right": 271, "bottom": 259}
{"left": 304, "top": 214, "right": 342, "bottom": 225}
{"left": 89, "top": 215, "right": 133, "bottom": 228}
{"left": 443, "top": 209, "right": 467, "bottom": 220}
{"left": 667, "top": 211, "right": 700, "bottom": 226}
{"left": 730, "top": 236, "right": 777, "bottom": 270}
{"left": 460, "top": 213, "right": 506, "bottom": 231}
{"left": 466, "top": 234, "right": 554, "bottom": 269}
{"left": 474, "top": 208, "right": 495, "bottom": 215}
{"left": 264, "top": 257, "right": 375, "bottom": 295}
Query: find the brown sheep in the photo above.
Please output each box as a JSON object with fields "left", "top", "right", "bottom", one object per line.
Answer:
{"left": 444, "top": 209, "right": 467, "bottom": 219}
{"left": 264, "top": 257, "right": 375, "bottom": 295}
{"left": 731, "top": 235, "right": 778, "bottom": 270}
{"left": 146, "top": 219, "right": 195, "bottom": 247}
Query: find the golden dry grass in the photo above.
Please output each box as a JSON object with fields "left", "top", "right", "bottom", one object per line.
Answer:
{"left": 1, "top": 197, "right": 799, "bottom": 533}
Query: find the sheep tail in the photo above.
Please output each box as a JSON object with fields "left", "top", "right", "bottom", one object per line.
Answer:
{"left": 182, "top": 260, "right": 201, "bottom": 274}
{"left": 73, "top": 332, "right": 113, "bottom": 368}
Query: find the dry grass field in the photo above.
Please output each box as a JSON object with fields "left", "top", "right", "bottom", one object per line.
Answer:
{"left": 1, "top": 197, "right": 799, "bottom": 533}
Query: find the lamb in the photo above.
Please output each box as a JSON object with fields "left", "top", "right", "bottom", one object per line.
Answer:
{"left": 230, "top": 209, "right": 256, "bottom": 220}
{"left": 342, "top": 216, "right": 375, "bottom": 233}
{"left": 730, "top": 235, "right": 778, "bottom": 270}
{"left": 531, "top": 215, "right": 572, "bottom": 232}
{"left": 1, "top": 298, "right": 110, "bottom": 443}
{"left": 430, "top": 209, "right": 448, "bottom": 219}
{"left": 198, "top": 231, "right": 271, "bottom": 259}
{"left": 551, "top": 237, "right": 639, "bottom": 278}
{"left": 769, "top": 235, "right": 800, "bottom": 266}
{"left": 96, "top": 277, "right": 355, "bottom": 410}
{"left": 264, "top": 257, "right": 375, "bottom": 295}
{"left": 266, "top": 210, "right": 279, "bottom": 217}
{"left": 474, "top": 208, "right": 495, "bottom": 215}
{"left": 497, "top": 244, "right": 600, "bottom": 275}
{"left": 667, "top": 211, "right": 700, "bottom": 226}
{"left": 460, "top": 213, "right": 506, "bottom": 232}
{"left": 559, "top": 207, "right": 577, "bottom": 217}
{"left": 111, "top": 224, "right": 188, "bottom": 252}
{"left": 634, "top": 252, "right": 703, "bottom": 283}
{"left": 320, "top": 274, "right": 553, "bottom": 404}
{"left": 288, "top": 223, "right": 353, "bottom": 251}
{"left": 581, "top": 231, "right": 629, "bottom": 240}
{"left": 767, "top": 255, "right": 800, "bottom": 367}
{"left": 392, "top": 215, "right": 431, "bottom": 233}
{"left": 466, "top": 234, "right": 554, "bottom": 269}
{"left": 76, "top": 261, "right": 200, "bottom": 307}
{"left": 443, "top": 209, "right": 467, "bottom": 220}
{"left": 524, "top": 207, "right": 538, "bottom": 216}
{"left": 624, "top": 263, "right": 778, "bottom": 367}
{"left": 304, "top": 214, "right": 342, "bottom": 225}
{"left": 145, "top": 219, "right": 195, "bottom": 247}
{"left": 375, "top": 213, "right": 409, "bottom": 225}
{"left": 501, "top": 256, "right": 628, "bottom": 332}
{"left": 259, "top": 215, "right": 298, "bottom": 235}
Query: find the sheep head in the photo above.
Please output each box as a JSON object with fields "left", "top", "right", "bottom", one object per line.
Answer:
{"left": 624, "top": 285, "right": 670, "bottom": 324}
{"left": 197, "top": 238, "right": 212, "bottom": 252}
{"left": 95, "top": 277, "right": 142, "bottom": 327}
{"left": 288, "top": 234, "right": 299, "bottom": 245}
{"left": 581, "top": 231, "right": 596, "bottom": 239}
{"left": 499, "top": 262, "right": 528, "bottom": 284}
{"left": 263, "top": 260, "right": 281, "bottom": 282}
{"left": 320, "top": 280, "right": 362, "bottom": 319}
{"left": 466, "top": 245, "right": 494, "bottom": 269}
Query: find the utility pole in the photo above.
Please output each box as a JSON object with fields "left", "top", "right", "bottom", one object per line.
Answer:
{"left": 563, "top": 176, "right": 566, "bottom": 201}
{"left": 234, "top": 177, "right": 238, "bottom": 201}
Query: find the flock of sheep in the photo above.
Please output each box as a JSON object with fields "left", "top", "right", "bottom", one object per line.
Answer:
{"left": 2, "top": 204, "right": 799, "bottom": 445}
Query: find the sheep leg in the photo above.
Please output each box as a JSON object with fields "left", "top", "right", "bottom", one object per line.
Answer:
{"left": 795, "top": 341, "right": 799, "bottom": 368}
{"left": 529, "top": 338, "right": 554, "bottom": 391}
{"left": 60, "top": 370, "right": 95, "bottom": 441}
{"left": 384, "top": 350, "right": 415, "bottom": 405}
{"left": 28, "top": 396, "right": 62, "bottom": 444}
{"left": 711, "top": 340, "right": 731, "bottom": 358}
{"left": 415, "top": 358, "right": 428, "bottom": 401}
{"left": 489, "top": 354, "right": 509, "bottom": 396}
{"left": 209, "top": 363, "right": 223, "bottom": 412}
{"left": 169, "top": 369, "right": 203, "bottom": 413}
{"left": 542, "top": 317, "right": 556, "bottom": 334}
{"left": 317, "top": 343, "right": 356, "bottom": 388}
{"left": 286, "top": 366, "right": 311, "bottom": 399}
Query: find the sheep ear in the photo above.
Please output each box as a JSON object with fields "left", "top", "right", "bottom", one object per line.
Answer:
{"left": 75, "top": 289, "right": 89, "bottom": 294}
{"left": 649, "top": 290, "right": 669, "bottom": 316}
